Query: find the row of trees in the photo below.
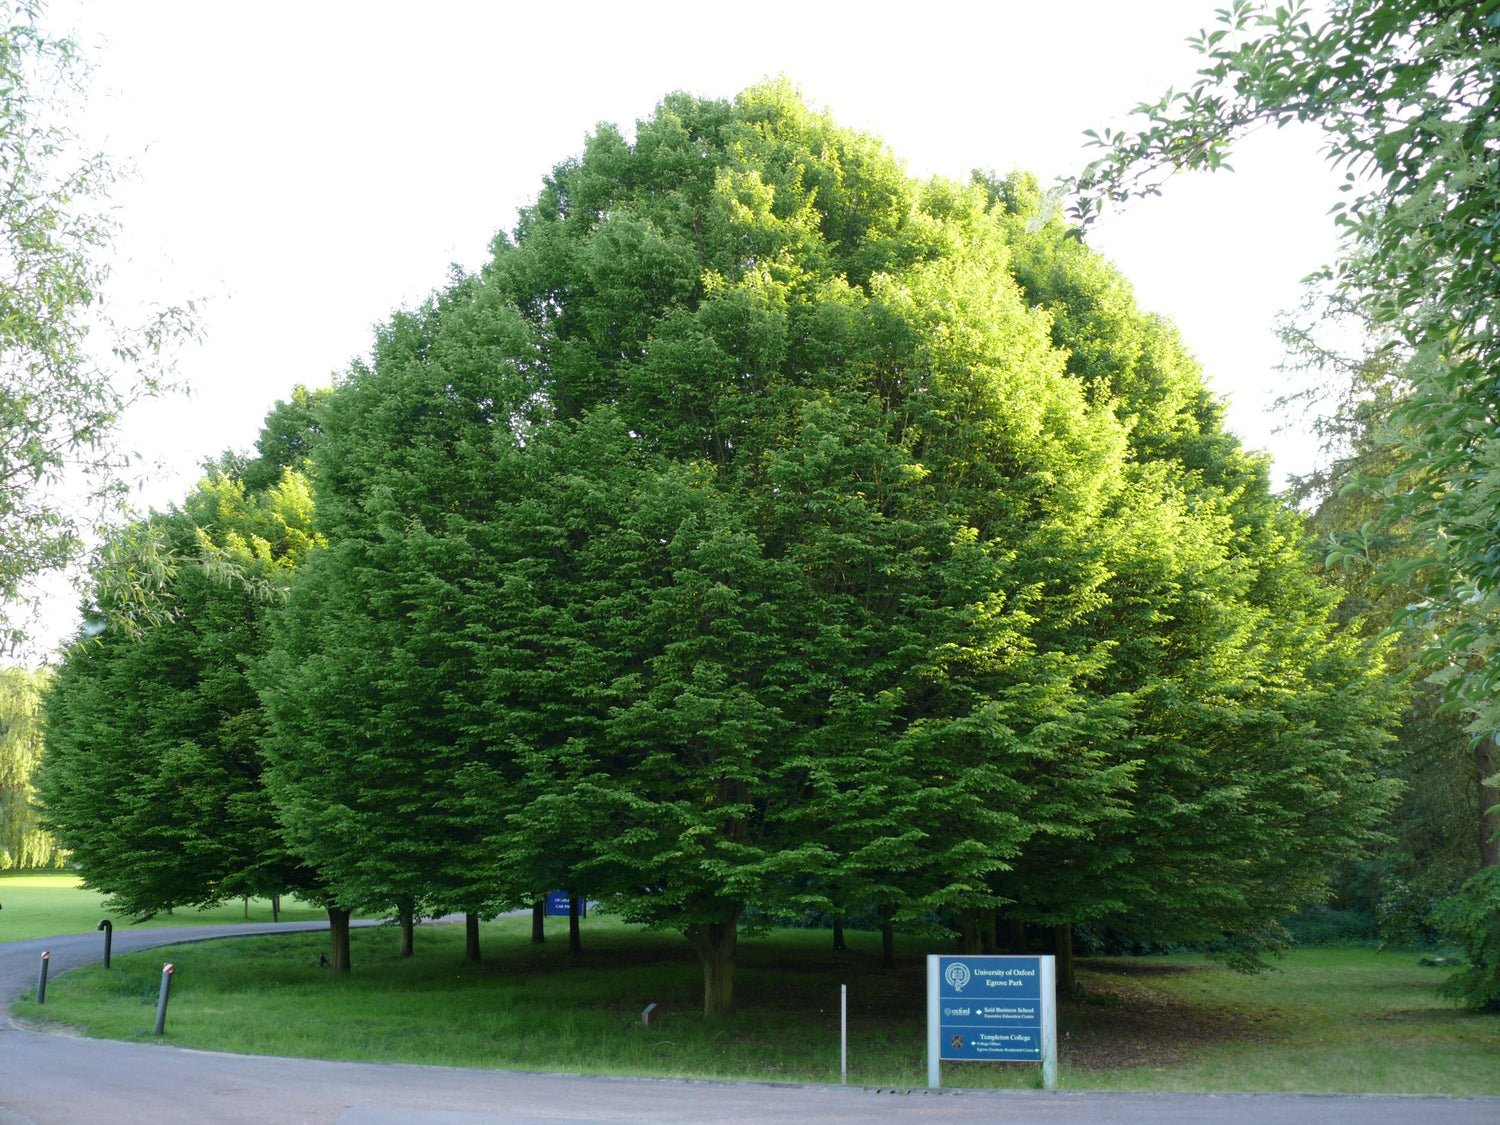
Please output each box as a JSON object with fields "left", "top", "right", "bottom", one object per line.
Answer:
{"left": 38, "top": 84, "right": 1404, "bottom": 1016}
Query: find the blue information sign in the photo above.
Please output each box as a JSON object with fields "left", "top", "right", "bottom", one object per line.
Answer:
{"left": 936, "top": 956, "right": 1043, "bottom": 1060}
{"left": 544, "top": 891, "right": 585, "bottom": 917}
{"left": 927, "top": 954, "right": 1057, "bottom": 1088}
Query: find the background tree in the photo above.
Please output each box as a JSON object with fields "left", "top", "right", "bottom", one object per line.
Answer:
{"left": 0, "top": 664, "right": 61, "bottom": 868}
{"left": 979, "top": 175, "right": 1401, "bottom": 972}
{"left": 0, "top": 1, "right": 193, "bottom": 651}
{"left": 36, "top": 458, "right": 320, "bottom": 917}
{"left": 234, "top": 385, "right": 330, "bottom": 494}
{"left": 1070, "top": 0, "right": 1498, "bottom": 1004}
{"left": 1275, "top": 310, "right": 1483, "bottom": 945}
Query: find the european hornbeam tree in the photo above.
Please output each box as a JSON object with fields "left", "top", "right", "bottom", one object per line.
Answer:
{"left": 478, "top": 90, "right": 1160, "bottom": 1017}
{"left": 981, "top": 177, "right": 1403, "bottom": 971}
{"left": 266, "top": 82, "right": 1399, "bottom": 1014}
{"left": 255, "top": 277, "right": 544, "bottom": 964}
{"left": 37, "top": 463, "right": 321, "bottom": 918}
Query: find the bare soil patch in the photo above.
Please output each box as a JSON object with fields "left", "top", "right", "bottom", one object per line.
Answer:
{"left": 1058, "top": 964, "right": 1279, "bottom": 1071}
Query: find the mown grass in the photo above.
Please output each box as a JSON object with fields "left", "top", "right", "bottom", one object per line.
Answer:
{"left": 10, "top": 912, "right": 1497, "bottom": 1094}
{"left": 0, "top": 872, "right": 326, "bottom": 941}
{"left": 1061, "top": 948, "right": 1499, "bottom": 1094}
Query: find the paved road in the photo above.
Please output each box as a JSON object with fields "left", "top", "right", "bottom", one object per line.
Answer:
{"left": 2, "top": 924, "right": 1496, "bottom": 1125}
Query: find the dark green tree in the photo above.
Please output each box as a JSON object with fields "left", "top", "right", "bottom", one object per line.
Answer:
{"left": 237, "top": 384, "right": 331, "bottom": 494}
{"left": 36, "top": 465, "right": 320, "bottom": 917}
{"left": 256, "top": 278, "right": 542, "bottom": 963}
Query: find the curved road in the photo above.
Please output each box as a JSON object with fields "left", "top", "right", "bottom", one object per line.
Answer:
{"left": 2, "top": 924, "right": 1496, "bottom": 1125}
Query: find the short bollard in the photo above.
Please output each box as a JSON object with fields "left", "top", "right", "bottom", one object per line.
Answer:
{"left": 97, "top": 918, "right": 113, "bottom": 969}
{"left": 36, "top": 951, "right": 49, "bottom": 1004}
{"left": 154, "top": 963, "right": 174, "bottom": 1036}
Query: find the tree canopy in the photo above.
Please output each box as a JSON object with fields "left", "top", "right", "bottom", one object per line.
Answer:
{"left": 250, "top": 82, "right": 1399, "bottom": 1013}
{"left": 37, "top": 463, "right": 320, "bottom": 915}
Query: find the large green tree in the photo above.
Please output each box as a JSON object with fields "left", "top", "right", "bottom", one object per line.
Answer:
{"left": 256, "top": 285, "right": 540, "bottom": 957}
{"left": 263, "top": 82, "right": 1399, "bottom": 1013}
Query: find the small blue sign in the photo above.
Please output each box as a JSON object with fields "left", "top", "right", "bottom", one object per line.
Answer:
{"left": 544, "top": 891, "right": 585, "bottom": 917}
{"left": 936, "top": 956, "right": 1044, "bottom": 1061}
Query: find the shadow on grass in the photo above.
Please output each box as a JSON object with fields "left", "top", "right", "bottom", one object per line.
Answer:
{"left": 1076, "top": 957, "right": 1204, "bottom": 977}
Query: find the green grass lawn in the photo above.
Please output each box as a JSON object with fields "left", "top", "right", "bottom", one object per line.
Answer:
{"left": 9, "top": 910, "right": 1496, "bottom": 1094}
{"left": 0, "top": 872, "right": 327, "bottom": 941}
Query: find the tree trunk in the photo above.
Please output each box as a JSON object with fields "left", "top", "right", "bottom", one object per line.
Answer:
{"left": 959, "top": 914, "right": 981, "bottom": 954}
{"left": 465, "top": 912, "right": 481, "bottom": 963}
{"left": 1479, "top": 737, "right": 1500, "bottom": 869}
{"left": 684, "top": 910, "right": 739, "bottom": 1018}
{"left": 532, "top": 898, "right": 545, "bottom": 943}
{"left": 832, "top": 916, "right": 846, "bottom": 950}
{"left": 1054, "top": 923, "right": 1075, "bottom": 994}
{"left": 243, "top": 897, "right": 249, "bottom": 919}
{"left": 879, "top": 904, "right": 897, "bottom": 971}
{"left": 327, "top": 906, "right": 352, "bottom": 974}
{"left": 272, "top": 895, "right": 281, "bottom": 923}
{"left": 398, "top": 900, "right": 415, "bottom": 958}
{"left": 568, "top": 894, "right": 582, "bottom": 954}
{"left": 1004, "top": 915, "right": 1026, "bottom": 954}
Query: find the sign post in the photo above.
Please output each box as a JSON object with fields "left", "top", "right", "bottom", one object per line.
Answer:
{"left": 927, "top": 954, "right": 1057, "bottom": 1090}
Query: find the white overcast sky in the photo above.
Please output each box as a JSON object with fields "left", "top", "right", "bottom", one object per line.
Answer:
{"left": 27, "top": 0, "right": 1343, "bottom": 654}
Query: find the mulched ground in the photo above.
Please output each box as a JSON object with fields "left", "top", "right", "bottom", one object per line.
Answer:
{"left": 1056, "top": 958, "right": 1280, "bottom": 1071}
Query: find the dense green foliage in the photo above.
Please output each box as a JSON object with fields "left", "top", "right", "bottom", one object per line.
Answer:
{"left": 250, "top": 83, "right": 1399, "bottom": 1013}
{"left": 0, "top": 666, "right": 61, "bottom": 868}
{"left": 36, "top": 466, "right": 321, "bottom": 914}
{"left": 31, "top": 80, "right": 1404, "bottom": 1015}
{"left": 982, "top": 179, "right": 1402, "bottom": 956}
{"left": 1071, "top": 0, "right": 1498, "bottom": 1004}
{"left": 1275, "top": 331, "right": 1483, "bottom": 946}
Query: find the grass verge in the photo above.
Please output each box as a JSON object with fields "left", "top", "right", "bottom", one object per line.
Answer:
{"left": 0, "top": 872, "right": 326, "bottom": 941}
{"left": 9, "top": 914, "right": 1497, "bottom": 1094}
